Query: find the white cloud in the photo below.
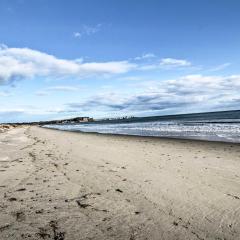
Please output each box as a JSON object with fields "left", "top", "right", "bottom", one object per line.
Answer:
{"left": 139, "top": 58, "right": 192, "bottom": 70}
{"left": 65, "top": 74, "right": 240, "bottom": 115}
{"left": 73, "top": 32, "right": 81, "bottom": 38}
{"left": 135, "top": 53, "right": 156, "bottom": 60}
{"left": 0, "top": 45, "right": 197, "bottom": 86}
{"left": 73, "top": 24, "right": 102, "bottom": 39}
{"left": 160, "top": 58, "right": 191, "bottom": 67}
{"left": 0, "top": 45, "right": 136, "bottom": 85}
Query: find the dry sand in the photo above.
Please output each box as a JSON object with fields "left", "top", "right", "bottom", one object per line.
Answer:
{"left": 0, "top": 126, "right": 240, "bottom": 240}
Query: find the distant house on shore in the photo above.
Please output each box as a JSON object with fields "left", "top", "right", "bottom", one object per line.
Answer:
{"left": 68, "top": 117, "right": 94, "bottom": 123}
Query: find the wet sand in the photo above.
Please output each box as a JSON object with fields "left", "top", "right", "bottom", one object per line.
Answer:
{"left": 0, "top": 126, "right": 240, "bottom": 240}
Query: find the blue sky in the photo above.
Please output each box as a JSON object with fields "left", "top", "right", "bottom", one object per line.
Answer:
{"left": 0, "top": 0, "right": 240, "bottom": 122}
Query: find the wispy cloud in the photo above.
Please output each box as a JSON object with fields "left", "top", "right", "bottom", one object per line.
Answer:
{"left": 134, "top": 53, "right": 156, "bottom": 60}
{"left": 139, "top": 58, "right": 192, "bottom": 70}
{"left": 46, "top": 86, "right": 79, "bottom": 92}
{"left": 36, "top": 85, "right": 80, "bottom": 96}
{"left": 209, "top": 63, "right": 231, "bottom": 72}
{"left": 160, "top": 58, "right": 191, "bottom": 67}
{"left": 73, "top": 24, "right": 102, "bottom": 39}
{"left": 0, "top": 45, "right": 136, "bottom": 85}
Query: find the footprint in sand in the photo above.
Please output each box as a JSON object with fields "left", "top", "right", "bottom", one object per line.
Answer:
{"left": 16, "top": 188, "right": 26, "bottom": 192}
{"left": 14, "top": 211, "right": 25, "bottom": 222}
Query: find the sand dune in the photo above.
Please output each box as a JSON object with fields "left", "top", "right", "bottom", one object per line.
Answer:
{"left": 0, "top": 126, "right": 240, "bottom": 240}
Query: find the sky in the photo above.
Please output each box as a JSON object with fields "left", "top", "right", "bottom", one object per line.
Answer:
{"left": 0, "top": 0, "right": 240, "bottom": 123}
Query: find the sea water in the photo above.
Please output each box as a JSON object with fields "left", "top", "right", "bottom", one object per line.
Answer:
{"left": 44, "top": 110, "right": 240, "bottom": 143}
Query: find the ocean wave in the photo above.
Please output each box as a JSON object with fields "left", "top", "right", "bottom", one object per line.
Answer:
{"left": 44, "top": 120, "right": 240, "bottom": 143}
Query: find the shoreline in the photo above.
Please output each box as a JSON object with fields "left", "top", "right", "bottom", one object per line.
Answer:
{"left": 42, "top": 125, "right": 240, "bottom": 146}
{"left": 0, "top": 126, "right": 240, "bottom": 239}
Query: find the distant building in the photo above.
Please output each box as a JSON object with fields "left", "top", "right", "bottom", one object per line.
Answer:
{"left": 70, "top": 117, "right": 93, "bottom": 123}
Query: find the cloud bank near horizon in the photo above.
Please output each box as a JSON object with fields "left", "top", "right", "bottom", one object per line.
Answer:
{"left": 60, "top": 74, "right": 240, "bottom": 115}
{"left": 1, "top": 73, "right": 239, "bottom": 122}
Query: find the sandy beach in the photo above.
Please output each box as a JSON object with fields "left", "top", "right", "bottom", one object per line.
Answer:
{"left": 0, "top": 126, "right": 240, "bottom": 240}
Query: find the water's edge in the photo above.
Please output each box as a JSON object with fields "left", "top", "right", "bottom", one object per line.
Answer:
{"left": 42, "top": 122, "right": 240, "bottom": 144}
{"left": 42, "top": 110, "right": 240, "bottom": 144}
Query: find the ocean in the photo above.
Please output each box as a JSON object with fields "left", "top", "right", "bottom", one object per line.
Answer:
{"left": 43, "top": 110, "right": 240, "bottom": 143}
